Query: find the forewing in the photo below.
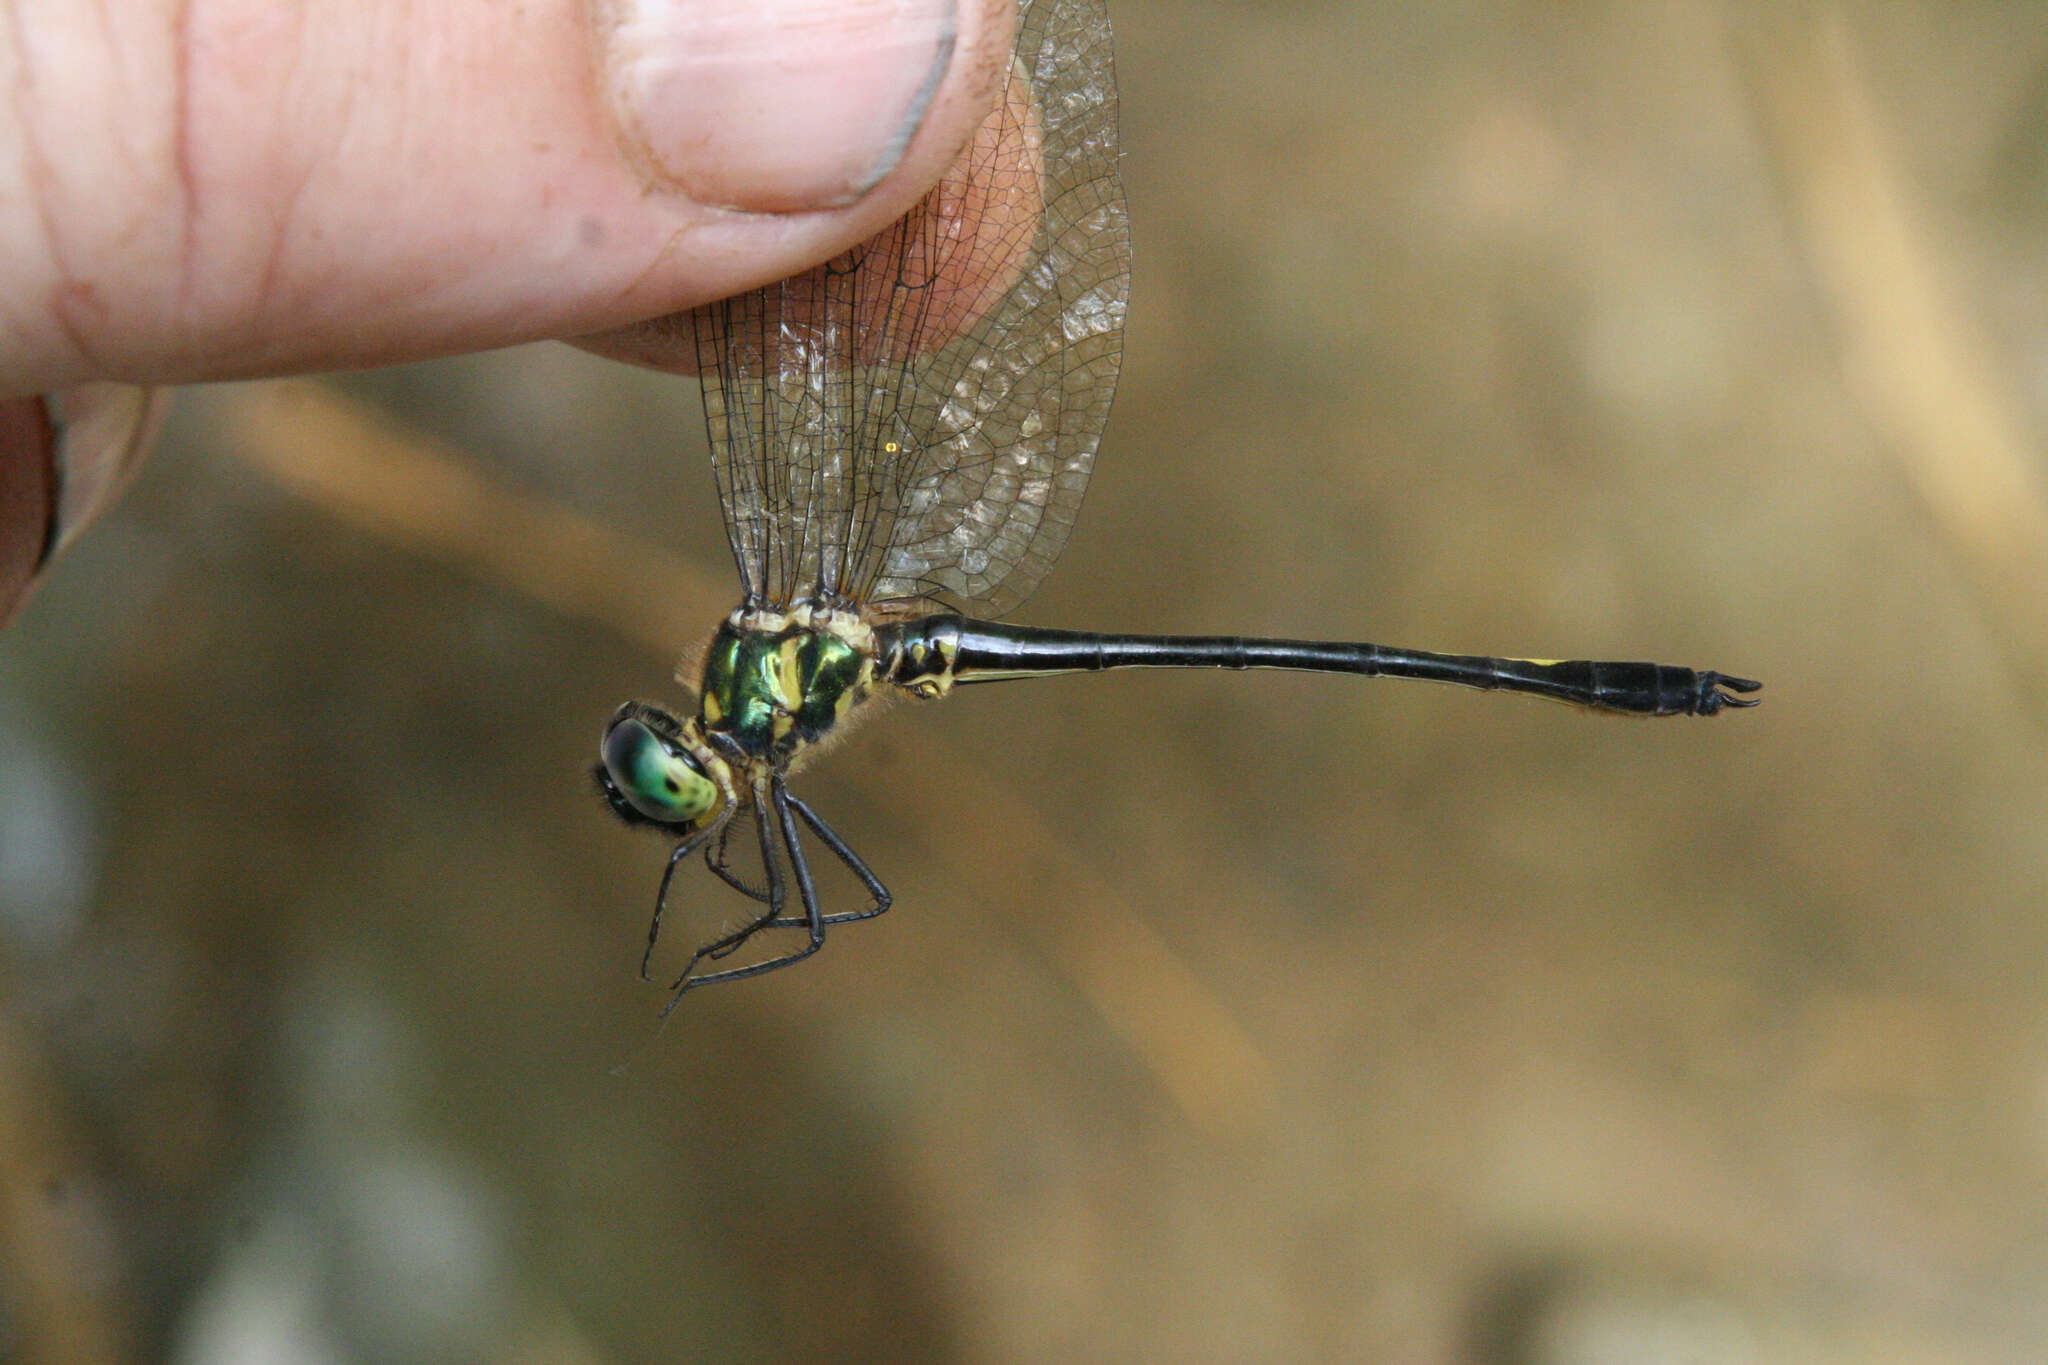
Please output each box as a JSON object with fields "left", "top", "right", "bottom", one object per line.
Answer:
{"left": 692, "top": 0, "right": 1127, "bottom": 617}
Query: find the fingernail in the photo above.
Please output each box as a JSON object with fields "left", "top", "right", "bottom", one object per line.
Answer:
{"left": 600, "top": 0, "right": 958, "bottom": 213}
{"left": 0, "top": 382, "right": 164, "bottom": 630}
{"left": 46, "top": 382, "right": 164, "bottom": 556}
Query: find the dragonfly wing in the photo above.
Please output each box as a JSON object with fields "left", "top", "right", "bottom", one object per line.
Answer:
{"left": 691, "top": 0, "right": 1127, "bottom": 617}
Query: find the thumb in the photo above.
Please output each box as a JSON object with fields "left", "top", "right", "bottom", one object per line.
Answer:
{"left": 0, "top": 0, "right": 1013, "bottom": 396}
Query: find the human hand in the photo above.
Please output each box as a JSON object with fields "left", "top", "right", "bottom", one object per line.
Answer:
{"left": 0, "top": 0, "right": 1015, "bottom": 623}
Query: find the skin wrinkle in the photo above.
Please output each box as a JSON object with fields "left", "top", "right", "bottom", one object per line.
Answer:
{"left": 242, "top": 10, "right": 296, "bottom": 364}
{"left": 228, "top": 6, "right": 318, "bottom": 372}
{"left": 247, "top": 155, "right": 308, "bottom": 361}
{"left": 10, "top": 0, "right": 193, "bottom": 385}
{"left": 169, "top": 0, "right": 195, "bottom": 330}
{"left": 613, "top": 218, "right": 715, "bottom": 313}
{"left": 5, "top": 3, "right": 98, "bottom": 380}
{"left": 50, "top": 0, "right": 129, "bottom": 376}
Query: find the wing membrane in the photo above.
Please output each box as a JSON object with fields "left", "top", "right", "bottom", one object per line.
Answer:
{"left": 692, "top": 0, "right": 1127, "bottom": 617}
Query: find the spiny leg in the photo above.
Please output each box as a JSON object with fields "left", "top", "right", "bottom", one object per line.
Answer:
{"left": 698, "top": 789, "right": 890, "bottom": 935}
{"left": 640, "top": 827, "right": 717, "bottom": 983}
{"left": 784, "top": 790, "right": 893, "bottom": 926}
{"left": 705, "top": 817, "right": 772, "bottom": 904}
{"left": 700, "top": 787, "right": 851, "bottom": 939}
{"left": 700, "top": 796, "right": 784, "bottom": 962}
{"left": 664, "top": 777, "right": 829, "bottom": 1008}
{"left": 664, "top": 796, "right": 786, "bottom": 1008}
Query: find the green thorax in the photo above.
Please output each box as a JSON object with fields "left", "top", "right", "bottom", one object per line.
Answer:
{"left": 696, "top": 608, "right": 877, "bottom": 762}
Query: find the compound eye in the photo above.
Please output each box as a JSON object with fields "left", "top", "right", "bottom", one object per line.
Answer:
{"left": 601, "top": 717, "right": 722, "bottom": 826}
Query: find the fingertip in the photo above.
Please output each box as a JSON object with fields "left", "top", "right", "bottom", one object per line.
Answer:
{"left": 577, "top": 0, "right": 1025, "bottom": 371}
{"left": 2, "top": 0, "right": 1023, "bottom": 386}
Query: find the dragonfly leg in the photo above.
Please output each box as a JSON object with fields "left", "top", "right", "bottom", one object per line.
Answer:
{"left": 784, "top": 790, "right": 893, "bottom": 926}
{"left": 662, "top": 778, "right": 828, "bottom": 1010}
{"left": 696, "top": 798, "right": 785, "bottom": 962}
{"left": 640, "top": 827, "right": 718, "bottom": 983}
{"left": 704, "top": 818, "right": 772, "bottom": 904}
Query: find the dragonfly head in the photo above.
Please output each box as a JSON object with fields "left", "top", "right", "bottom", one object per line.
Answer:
{"left": 594, "top": 701, "right": 733, "bottom": 833}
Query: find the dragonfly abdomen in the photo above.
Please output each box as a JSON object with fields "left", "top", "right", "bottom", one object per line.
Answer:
{"left": 874, "top": 616, "right": 1759, "bottom": 717}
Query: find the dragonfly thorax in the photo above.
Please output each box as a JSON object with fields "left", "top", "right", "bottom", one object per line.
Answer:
{"left": 695, "top": 603, "right": 886, "bottom": 766}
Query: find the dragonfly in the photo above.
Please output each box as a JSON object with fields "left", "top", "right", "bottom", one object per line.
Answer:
{"left": 595, "top": 0, "right": 1759, "bottom": 1008}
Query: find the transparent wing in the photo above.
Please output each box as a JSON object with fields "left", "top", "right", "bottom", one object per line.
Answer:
{"left": 692, "top": 0, "right": 1127, "bottom": 618}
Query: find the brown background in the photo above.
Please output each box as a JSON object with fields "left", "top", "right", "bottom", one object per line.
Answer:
{"left": 6, "top": 1, "right": 2048, "bottom": 1361}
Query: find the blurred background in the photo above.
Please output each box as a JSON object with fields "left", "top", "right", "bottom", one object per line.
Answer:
{"left": 7, "top": 0, "right": 2048, "bottom": 1360}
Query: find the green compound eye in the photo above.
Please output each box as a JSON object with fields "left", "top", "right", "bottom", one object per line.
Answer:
{"left": 601, "top": 717, "right": 722, "bottom": 826}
